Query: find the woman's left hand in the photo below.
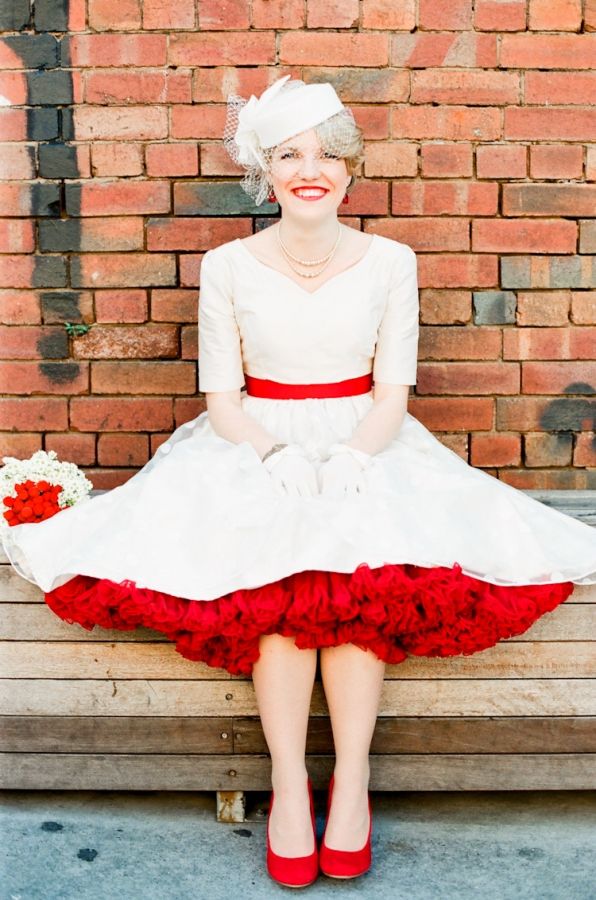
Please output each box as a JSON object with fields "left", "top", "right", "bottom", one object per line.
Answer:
{"left": 318, "top": 444, "right": 372, "bottom": 498}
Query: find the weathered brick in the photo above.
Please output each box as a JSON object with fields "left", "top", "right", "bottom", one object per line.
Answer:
{"left": 0, "top": 432, "right": 42, "bottom": 459}
{"left": 524, "top": 72, "right": 596, "bottom": 105}
{"left": 470, "top": 432, "right": 521, "bottom": 467}
{"left": 501, "top": 256, "right": 596, "bottom": 289}
{"left": 0, "top": 0, "right": 30, "bottom": 30}
{"left": 169, "top": 32, "right": 275, "bottom": 66}
{"left": 500, "top": 34, "right": 595, "bottom": 69}
{"left": 251, "top": 0, "right": 304, "bottom": 28}
{"left": 418, "top": 254, "right": 498, "bottom": 289}
{"left": 0, "top": 145, "right": 35, "bottom": 180}
{"left": 85, "top": 70, "right": 191, "bottom": 105}
{"left": 170, "top": 104, "right": 227, "bottom": 140}
{"left": 39, "top": 217, "right": 144, "bottom": 252}
{"left": 503, "top": 184, "right": 596, "bottom": 217}
{"left": 574, "top": 433, "right": 596, "bottom": 467}
{"left": 522, "top": 361, "right": 596, "bottom": 394}
{"left": 411, "top": 69, "right": 519, "bottom": 105}
{"left": 305, "top": 0, "right": 359, "bottom": 28}
{"left": 65, "top": 181, "right": 170, "bottom": 216}
{"left": 528, "top": 0, "right": 582, "bottom": 31}
{"left": 70, "top": 397, "right": 173, "bottom": 432}
{"left": 280, "top": 32, "right": 388, "bottom": 67}
{"left": 474, "top": 1, "right": 526, "bottom": 31}
{"left": 361, "top": 0, "right": 415, "bottom": 29}
{"left": 34, "top": 0, "right": 69, "bottom": 31}
{"left": 587, "top": 148, "right": 596, "bottom": 181}
{"left": 97, "top": 432, "right": 149, "bottom": 466}
{"left": 0, "top": 361, "right": 88, "bottom": 395}
{"left": 579, "top": 221, "right": 596, "bottom": 254}
{"left": 0, "top": 326, "right": 68, "bottom": 359}
{"left": 419, "top": 289, "right": 471, "bottom": 324}
{"left": 472, "top": 219, "right": 577, "bottom": 254}
{"left": 409, "top": 397, "right": 494, "bottom": 431}
{"left": 91, "top": 143, "right": 143, "bottom": 177}
{"left": 419, "top": 0, "right": 472, "bottom": 29}
{"left": 27, "top": 70, "right": 73, "bottom": 105}
{"left": 505, "top": 107, "right": 596, "bottom": 141}
{"left": 143, "top": 0, "right": 195, "bottom": 28}
{"left": 41, "top": 291, "right": 93, "bottom": 324}
{"left": 65, "top": 34, "right": 167, "bottom": 67}
{"left": 570, "top": 291, "right": 596, "bottom": 324}
{"left": 174, "top": 396, "right": 206, "bottom": 424}
{"left": 0, "top": 219, "right": 34, "bottom": 253}
{"left": 365, "top": 143, "right": 418, "bottom": 177}
{"left": 38, "top": 143, "right": 91, "bottom": 179}
{"left": 497, "top": 396, "right": 594, "bottom": 432}
{"left": 180, "top": 324, "right": 197, "bottom": 359}
{"left": 515, "top": 292, "right": 571, "bottom": 327}
{"left": 95, "top": 290, "right": 148, "bottom": 323}
{"left": 476, "top": 144, "right": 526, "bottom": 179}
{"left": 71, "top": 254, "right": 176, "bottom": 289}
{"left": 473, "top": 291, "right": 517, "bottom": 324}
{"left": 88, "top": 0, "right": 142, "bottom": 30}
{"left": 420, "top": 144, "right": 472, "bottom": 178}
{"left": 393, "top": 181, "right": 498, "bottom": 215}
{"left": 146, "top": 143, "right": 198, "bottom": 177}
{"left": 82, "top": 468, "right": 138, "bottom": 489}
{"left": 391, "top": 105, "right": 500, "bottom": 141}
{"left": 90, "top": 361, "right": 195, "bottom": 394}
{"left": 525, "top": 432, "right": 573, "bottom": 467}
{"left": 151, "top": 215, "right": 249, "bottom": 249}
{"left": 0, "top": 255, "right": 67, "bottom": 289}
{"left": 0, "top": 184, "right": 60, "bottom": 218}
{"left": 0, "top": 108, "right": 58, "bottom": 142}
{"left": 504, "top": 325, "right": 594, "bottom": 359}
{"left": 0, "top": 397, "right": 67, "bottom": 431}
{"left": 0, "top": 35, "right": 59, "bottom": 69}
{"left": 370, "top": 217, "right": 469, "bottom": 252}
{"left": 417, "top": 362, "right": 520, "bottom": 395}
{"left": 419, "top": 326, "right": 501, "bottom": 359}
{"left": 530, "top": 145, "right": 583, "bottom": 180}
{"left": 499, "top": 469, "right": 595, "bottom": 490}
{"left": 73, "top": 324, "right": 178, "bottom": 359}
{"left": 151, "top": 290, "right": 198, "bottom": 323}
{"left": 0, "top": 291, "right": 41, "bottom": 325}
{"left": 199, "top": 0, "right": 250, "bottom": 28}
{"left": 45, "top": 432, "right": 96, "bottom": 465}
{"left": 74, "top": 106, "right": 168, "bottom": 142}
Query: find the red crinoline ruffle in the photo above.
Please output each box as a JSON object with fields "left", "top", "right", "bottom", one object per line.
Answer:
{"left": 43, "top": 562, "right": 575, "bottom": 676}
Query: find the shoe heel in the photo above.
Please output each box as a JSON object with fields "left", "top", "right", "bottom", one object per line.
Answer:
{"left": 319, "top": 774, "right": 372, "bottom": 880}
{"left": 266, "top": 776, "right": 319, "bottom": 888}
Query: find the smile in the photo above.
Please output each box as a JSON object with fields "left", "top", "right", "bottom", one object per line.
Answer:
{"left": 291, "top": 188, "right": 329, "bottom": 200}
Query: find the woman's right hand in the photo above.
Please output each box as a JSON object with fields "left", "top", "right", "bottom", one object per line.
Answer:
{"left": 261, "top": 445, "right": 319, "bottom": 497}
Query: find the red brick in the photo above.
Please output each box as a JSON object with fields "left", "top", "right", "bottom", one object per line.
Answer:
{"left": 147, "top": 218, "right": 224, "bottom": 251}
{"left": 0, "top": 326, "right": 67, "bottom": 359}
{"left": 500, "top": 34, "right": 596, "bottom": 69}
{"left": 95, "top": 290, "right": 148, "bottom": 324}
{"left": 53, "top": 217, "right": 144, "bottom": 252}
{"left": 97, "top": 432, "right": 149, "bottom": 466}
{"left": 150, "top": 432, "right": 171, "bottom": 453}
{"left": 392, "top": 181, "right": 498, "bottom": 215}
{"left": 69, "top": 0, "right": 86, "bottom": 29}
{"left": 174, "top": 397, "right": 206, "bottom": 424}
{"left": 198, "top": 143, "right": 241, "bottom": 176}
{"left": 515, "top": 292, "right": 571, "bottom": 326}
{"left": 0, "top": 145, "right": 35, "bottom": 180}
{"left": 574, "top": 432, "right": 596, "bottom": 467}
{"left": 474, "top": 1, "right": 526, "bottom": 31}
{"left": 417, "top": 362, "right": 520, "bottom": 395}
{"left": 0, "top": 109, "right": 29, "bottom": 142}
{"left": 42, "top": 292, "right": 94, "bottom": 325}
{"left": 91, "top": 144, "right": 144, "bottom": 177}
{"left": 199, "top": 0, "right": 250, "bottom": 29}
{"left": 530, "top": 145, "right": 583, "bottom": 180}
{"left": 85, "top": 70, "right": 191, "bottom": 105}
{"left": 151, "top": 290, "right": 198, "bottom": 323}
{"left": 524, "top": 72, "right": 596, "bottom": 106}
{"left": 0, "top": 291, "right": 40, "bottom": 324}
{"left": 419, "top": 290, "right": 472, "bottom": 324}
{"left": 529, "top": 0, "right": 582, "bottom": 31}
{"left": 391, "top": 32, "right": 497, "bottom": 68}
{"left": 280, "top": 33, "right": 388, "bottom": 67}
{"left": 88, "top": 0, "right": 142, "bottom": 30}
{"left": 587, "top": 148, "right": 596, "bottom": 181}
{"left": 0, "top": 256, "right": 38, "bottom": 289}
{"left": 45, "top": 432, "right": 96, "bottom": 465}
{"left": 170, "top": 105, "right": 227, "bottom": 140}
{"left": 419, "top": 0, "right": 472, "bottom": 29}
{"left": 143, "top": 0, "right": 196, "bottom": 28}
{"left": 0, "top": 362, "right": 88, "bottom": 395}
{"left": 67, "top": 34, "right": 167, "bottom": 67}
{"left": 420, "top": 144, "right": 472, "bottom": 178}
{"left": 522, "top": 361, "right": 596, "bottom": 394}
{"left": 580, "top": 221, "right": 596, "bottom": 254}
{"left": 146, "top": 143, "right": 198, "bottom": 177}
{"left": 417, "top": 254, "right": 498, "bottom": 289}
{"left": 83, "top": 468, "right": 138, "bottom": 489}
{"left": 437, "top": 434, "right": 468, "bottom": 459}
{"left": 306, "top": 0, "right": 359, "bottom": 27}
{"left": 369, "top": 217, "right": 469, "bottom": 252}
{"left": 472, "top": 219, "right": 577, "bottom": 254}
{"left": 361, "top": 0, "right": 415, "bottom": 29}
{"left": 0, "top": 219, "right": 34, "bottom": 253}
{"left": 0, "top": 184, "right": 45, "bottom": 216}
{"left": 409, "top": 397, "right": 494, "bottom": 431}
{"left": 0, "top": 72, "right": 27, "bottom": 105}
{"left": 476, "top": 145, "right": 527, "bottom": 179}
{"left": 411, "top": 70, "right": 519, "bottom": 105}
{"left": 70, "top": 181, "right": 170, "bottom": 216}
{"left": 587, "top": 0, "right": 596, "bottom": 32}
{"left": 503, "top": 183, "right": 596, "bottom": 217}
{"left": 525, "top": 433, "right": 573, "bottom": 467}
{"left": 471, "top": 432, "right": 521, "bottom": 467}
{"left": 504, "top": 325, "right": 596, "bottom": 359}
{"left": 571, "top": 291, "right": 596, "bottom": 324}
{"left": 391, "top": 106, "right": 500, "bottom": 141}
{"left": 499, "top": 469, "right": 591, "bottom": 489}
{"left": 73, "top": 324, "right": 178, "bottom": 359}
{"left": 418, "top": 326, "right": 501, "bottom": 359}
{"left": 181, "top": 325, "right": 197, "bottom": 360}
{"left": 496, "top": 396, "right": 591, "bottom": 431}
{"left": 90, "top": 361, "right": 195, "bottom": 394}
{"left": 169, "top": 32, "right": 275, "bottom": 66}
{"left": 74, "top": 106, "right": 168, "bottom": 141}
{"left": 72, "top": 254, "right": 176, "bottom": 289}
{"left": 157, "top": 214, "right": 249, "bottom": 248}
{"left": 70, "top": 398, "right": 173, "bottom": 432}
{"left": 364, "top": 143, "right": 418, "bottom": 177}
{"left": 0, "top": 432, "right": 42, "bottom": 460}
{"left": 0, "top": 398, "right": 68, "bottom": 431}
{"left": 505, "top": 107, "right": 596, "bottom": 141}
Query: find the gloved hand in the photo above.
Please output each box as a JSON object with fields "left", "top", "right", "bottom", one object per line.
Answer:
{"left": 318, "top": 443, "right": 372, "bottom": 498}
{"left": 262, "top": 444, "right": 319, "bottom": 497}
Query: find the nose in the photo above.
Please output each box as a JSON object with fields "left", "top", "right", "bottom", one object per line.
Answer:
{"left": 298, "top": 153, "right": 322, "bottom": 178}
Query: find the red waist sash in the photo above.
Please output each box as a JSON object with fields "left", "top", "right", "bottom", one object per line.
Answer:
{"left": 244, "top": 372, "right": 373, "bottom": 399}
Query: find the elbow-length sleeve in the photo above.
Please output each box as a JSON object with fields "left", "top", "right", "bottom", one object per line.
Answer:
{"left": 198, "top": 249, "right": 245, "bottom": 393}
{"left": 372, "top": 244, "right": 419, "bottom": 386}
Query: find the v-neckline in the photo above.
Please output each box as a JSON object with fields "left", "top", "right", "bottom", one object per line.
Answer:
{"left": 234, "top": 232, "right": 378, "bottom": 296}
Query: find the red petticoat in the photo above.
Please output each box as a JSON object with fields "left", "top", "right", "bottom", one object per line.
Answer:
{"left": 44, "top": 561, "right": 575, "bottom": 676}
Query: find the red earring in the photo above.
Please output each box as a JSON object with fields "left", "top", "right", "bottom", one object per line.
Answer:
{"left": 342, "top": 192, "right": 349, "bottom": 204}
{"left": 268, "top": 189, "right": 277, "bottom": 203}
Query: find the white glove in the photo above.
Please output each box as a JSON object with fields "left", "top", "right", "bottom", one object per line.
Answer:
{"left": 318, "top": 443, "right": 372, "bottom": 498}
{"left": 262, "top": 444, "right": 319, "bottom": 497}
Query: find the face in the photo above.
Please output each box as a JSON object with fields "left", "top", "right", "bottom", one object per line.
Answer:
{"left": 268, "top": 128, "right": 351, "bottom": 213}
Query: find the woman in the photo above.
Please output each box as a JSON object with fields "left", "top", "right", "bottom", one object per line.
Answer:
{"left": 3, "top": 75, "right": 596, "bottom": 889}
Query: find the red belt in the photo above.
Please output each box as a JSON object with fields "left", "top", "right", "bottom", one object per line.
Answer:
{"left": 244, "top": 372, "right": 373, "bottom": 399}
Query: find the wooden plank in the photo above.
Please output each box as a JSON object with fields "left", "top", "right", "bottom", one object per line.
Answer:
{"left": 1, "top": 640, "right": 595, "bottom": 679}
{"left": 237, "top": 716, "right": 596, "bottom": 755}
{"left": 525, "top": 490, "right": 596, "bottom": 525}
{"left": 0, "top": 716, "right": 235, "bottom": 753}
{"left": 1, "top": 752, "right": 595, "bottom": 791}
{"left": 2, "top": 678, "right": 596, "bottom": 717}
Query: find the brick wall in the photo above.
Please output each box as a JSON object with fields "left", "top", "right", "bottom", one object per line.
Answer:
{"left": 0, "top": 0, "right": 595, "bottom": 489}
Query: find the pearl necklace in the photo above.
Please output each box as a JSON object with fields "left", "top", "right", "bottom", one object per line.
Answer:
{"left": 277, "top": 222, "right": 342, "bottom": 279}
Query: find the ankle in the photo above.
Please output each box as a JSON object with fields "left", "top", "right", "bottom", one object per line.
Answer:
{"left": 271, "top": 766, "right": 309, "bottom": 795}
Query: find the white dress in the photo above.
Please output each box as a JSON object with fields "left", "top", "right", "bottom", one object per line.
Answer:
{"left": 3, "top": 233, "right": 596, "bottom": 674}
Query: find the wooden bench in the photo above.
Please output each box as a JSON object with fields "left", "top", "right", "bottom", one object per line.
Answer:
{"left": 1, "top": 490, "right": 595, "bottom": 822}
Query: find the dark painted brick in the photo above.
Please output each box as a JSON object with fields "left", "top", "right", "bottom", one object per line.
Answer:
{"left": 38, "top": 144, "right": 80, "bottom": 179}
{"left": 1, "top": 34, "right": 59, "bottom": 69}
{"left": 39, "top": 220, "right": 84, "bottom": 252}
{"left": 174, "top": 182, "right": 277, "bottom": 216}
{"left": 0, "top": 0, "right": 31, "bottom": 30}
{"left": 32, "top": 257, "right": 68, "bottom": 288}
{"left": 34, "top": 0, "right": 68, "bottom": 32}
{"left": 41, "top": 292, "right": 85, "bottom": 323}
{"left": 23, "top": 184, "right": 62, "bottom": 217}
{"left": 61, "top": 107, "right": 74, "bottom": 141}
{"left": 39, "top": 362, "right": 82, "bottom": 385}
{"left": 28, "top": 108, "right": 59, "bottom": 141}
{"left": 539, "top": 398, "right": 596, "bottom": 432}
{"left": 28, "top": 70, "right": 73, "bottom": 105}
{"left": 37, "top": 330, "right": 69, "bottom": 358}
{"left": 473, "top": 291, "right": 517, "bottom": 325}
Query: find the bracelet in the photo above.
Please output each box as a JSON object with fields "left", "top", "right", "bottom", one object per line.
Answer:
{"left": 261, "top": 442, "right": 288, "bottom": 463}
{"left": 326, "top": 442, "right": 372, "bottom": 470}
{"left": 261, "top": 443, "right": 306, "bottom": 473}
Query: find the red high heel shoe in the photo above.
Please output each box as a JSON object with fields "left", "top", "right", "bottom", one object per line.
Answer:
{"left": 319, "top": 773, "right": 372, "bottom": 879}
{"left": 266, "top": 776, "right": 319, "bottom": 888}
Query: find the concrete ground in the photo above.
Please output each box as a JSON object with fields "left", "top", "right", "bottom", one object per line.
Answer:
{"left": 1, "top": 789, "right": 595, "bottom": 900}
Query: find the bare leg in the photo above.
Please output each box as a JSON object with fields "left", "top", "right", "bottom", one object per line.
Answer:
{"left": 251, "top": 633, "right": 317, "bottom": 856}
{"left": 319, "top": 643, "right": 385, "bottom": 850}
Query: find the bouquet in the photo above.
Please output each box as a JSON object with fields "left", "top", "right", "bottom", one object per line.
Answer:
{"left": 1, "top": 449, "right": 93, "bottom": 531}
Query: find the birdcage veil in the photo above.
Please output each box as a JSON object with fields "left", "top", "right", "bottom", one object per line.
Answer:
{"left": 223, "top": 77, "right": 360, "bottom": 207}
